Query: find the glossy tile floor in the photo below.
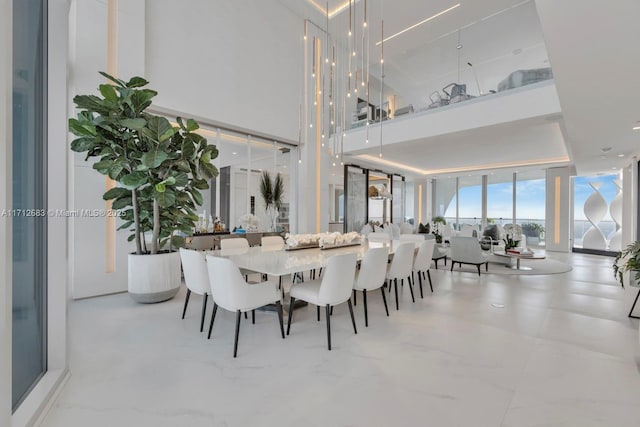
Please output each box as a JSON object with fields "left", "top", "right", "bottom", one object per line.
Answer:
{"left": 42, "top": 253, "right": 640, "bottom": 427}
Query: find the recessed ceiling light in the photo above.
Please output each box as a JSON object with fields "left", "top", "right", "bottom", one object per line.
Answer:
{"left": 612, "top": 167, "right": 617, "bottom": 170}
{"left": 618, "top": 154, "right": 625, "bottom": 157}
{"left": 232, "top": 152, "right": 237, "bottom": 155}
{"left": 601, "top": 147, "right": 612, "bottom": 153}
{"left": 633, "top": 126, "right": 640, "bottom": 130}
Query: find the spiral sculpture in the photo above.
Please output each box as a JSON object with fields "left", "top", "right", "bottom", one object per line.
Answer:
{"left": 582, "top": 182, "right": 607, "bottom": 250}
{"left": 608, "top": 178, "right": 622, "bottom": 251}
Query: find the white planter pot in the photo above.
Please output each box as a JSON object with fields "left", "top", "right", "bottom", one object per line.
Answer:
{"left": 128, "top": 251, "right": 181, "bottom": 303}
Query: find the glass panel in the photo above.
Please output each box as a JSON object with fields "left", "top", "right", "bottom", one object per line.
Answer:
{"left": 487, "top": 172, "right": 513, "bottom": 225}
{"left": 391, "top": 175, "right": 404, "bottom": 225}
{"left": 345, "top": 166, "right": 366, "bottom": 232}
{"left": 515, "top": 170, "right": 546, "bottom": 246}
{"left": 457, "top": 175, "right": 482, "bottom": 230}
{"left": 12, "top": 0, "right": 48, "bottom": 411}
{"left": 573, "top": 174, "right": 619, "bottom": 250}
{"left": 367, "top": 171, "right": 391, "bottom": 225}
{"left": 405, "top": 181, "right": 415, "bottom": 225}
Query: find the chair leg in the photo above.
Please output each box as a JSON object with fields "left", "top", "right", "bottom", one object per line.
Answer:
{"left": 286, "top": 297, "right": 295, "bottom": 335}
{"left": 407, "top": 276, "right": 415, "bottom": 303}
{"left": 233, "top": 310, "right": 242, "bottom": 358}
{"left": 317, "top": 305, "right": 320, "bottom": 321}
{"left": 347, "top": 299, "right": 357, "bottom": 334}
{"left": 330, "top": 306, "right": 334, "bottom": 315}
{"left": 394, "top": 278, "right": 399, "bottom": 311}
{"left": 450, "top": 261, "right": 454, "bottom": 272}
{"left": 276, "top": 301, "right": 285, "bottom": 339}
{"left": 486, "top": 262, "right": 489, "bottom": 272}
{"left": 325, "top": 304, "right": 332, "bottom": 351}
{"left": 207, "top": 303, "right": 218, "bottom": 339}
{"left": 353, "top": 289, "right": 357, "bottom": 306}
{"left": 244, "top": 312, "right": 248, "bottom": 320}
{"left": 418, "top": 271, "right": 424, "bottom": 299}
{"left": 363, "top": 289, "right": 368, "bottom": 327}
{"left": 200, "top": 293, "right": 208, "bottom": 332}
{"left": 477, "top": 264, "right": 481, "bottom": 276}
{"left": 252, "top": 309, "right": 255, "bottom": 324}
{"left": 427, "top": 270, "right": 433, "bottom": 293}
{"left": 380, "top": 287, "right": 389, "bottom": 316}
{"left": 181, "top": 289, "right": 191, "bottom": 319}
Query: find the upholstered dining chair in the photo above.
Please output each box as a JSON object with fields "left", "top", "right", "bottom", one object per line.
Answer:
{"left": 179, "top": 248, "right": 211, "bottom": 332}
{"left": 352, "top": 247, "right": 390, "bottom": 327}
{"left": 399, "top": 234, "right": 425, "bottom": 243}
{"left": 261, "top": 235, "right": 285, "bottom": 249}
{"left": 386, "top": 242, "right": 416, "bottom": 310}
{"left": 449, "top": 236, "right": 489, "bottom": 276}
{"left": 287, "top": 253, "right": 358, "bottom": 350}
{"left": 367, "top": 232, "right": 391, "bottom": 243}
{"left": 413, "top": 239, "right": 436, "bottom": 297}
{"left": 205, "top": 256, "right": 284, "bottom": 358}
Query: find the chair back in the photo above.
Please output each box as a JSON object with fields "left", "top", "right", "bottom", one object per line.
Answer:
{"left": 179, "top": 248, "right": 211, "bottom": 295}
{"left": 414, "top": 239, "right": 435, "bottom": 271}
{"left": 387, "top": 242, "right": 414, "bottom": 280}
{"left": 459, "top": 224, "right": 477, "bottom": 238}
{"left": 399, "top": 234, "right": 425, "bottom": 243}
{"left": 261, "top": 235, "right": 284, "bottom": 249}
{"left": 449, "top": 236, "right": 484, "bottom": 263}
{"left": 205, "top": 255, "right": 249, "bottom": 312}
{"left": 368, "top": 232, "right": 391, "bottom": 243}
{"left": 221, "top": 237, "right": 249, "bottom": 250}
{"left": 317, "top": 253, "right": 357, "bottom": 305}
{"left": 354, "top": 247, "right": 389, "bottom": 291}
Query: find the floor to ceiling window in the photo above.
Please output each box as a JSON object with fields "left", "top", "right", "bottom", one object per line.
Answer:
{"left": 486, "top": 172, "right": 514, "bottom": 225}
{"left": 457, "top": 175, "right": 483, "bottom": 228}
{"left": 573, "top": 174, "right": 620, "bottom": 251}
{"left": 12, "top": 0, "right": 48, "bottom": 411}
{"left": 515, "top": 171, "right": 546, "bottom": 245}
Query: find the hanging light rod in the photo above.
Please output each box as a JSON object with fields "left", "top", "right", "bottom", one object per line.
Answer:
{"left": 375, "top": 3, "right": 461, "bottom": 46}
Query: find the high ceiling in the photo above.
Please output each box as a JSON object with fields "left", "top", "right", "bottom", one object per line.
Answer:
{"left": 277, "top": 0, "right": 640, "bottom": 179}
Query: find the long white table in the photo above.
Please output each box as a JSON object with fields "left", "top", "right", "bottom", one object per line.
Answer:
{"left": 207, "top": 240, "right": 416, "bottom": 279}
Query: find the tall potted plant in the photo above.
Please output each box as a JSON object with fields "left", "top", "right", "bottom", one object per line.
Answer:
{"left": 259, "top": 171, "right": 284, "bottom": 231}
{"left": 613, "top": 241, "right": 640, "bottom": 320}
{"left": 69, "top": 72, "right": 218, "bottom": 302}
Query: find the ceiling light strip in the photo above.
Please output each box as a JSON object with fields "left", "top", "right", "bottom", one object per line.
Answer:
{"left": 375, "top": 3, "right": 461, "bottom": 46}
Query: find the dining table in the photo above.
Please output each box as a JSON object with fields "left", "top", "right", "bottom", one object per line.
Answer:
{"left": 206, "top": 240, "right": 420, "bottom": 311}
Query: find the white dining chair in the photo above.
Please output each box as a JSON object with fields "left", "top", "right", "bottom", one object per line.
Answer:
{"left": 179, "top": 248, "right": 211, "bottom": 332}
{"left": 287, "top": 253, "right": 358, "bottom": 350}
{"left": 399, "top": 234, "right": 425, "bottom": 243}
{"left": 413, "top": 239, "right": 436, "bottom": 297}
{"left": 368, "top": 232, "right": 391, "bottom": 243}
{"left": 205, "top": 256, "right": 284, "bottom": 358}
{"left": 353, "top": 247, "right": 390, "bottom": 327}
{"left": 220, "top": 237, "right": 249, "bottom": 250}
{"left": 261, "top": 235, "right": 284, "bottom": 249}
{"left": 386, "top": 242, "right": 415, "bottom": 310}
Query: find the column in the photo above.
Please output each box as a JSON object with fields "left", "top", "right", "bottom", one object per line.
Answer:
{"left": 545, "top": 166, "right": 573, "bottom": 252}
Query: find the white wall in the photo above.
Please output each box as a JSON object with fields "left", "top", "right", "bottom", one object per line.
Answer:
{"left": 621, "top": 158, "right": 637, "bottom": 248}
{"left": 145, "top": 0, "right": 302, "bottom": 142}
{"left": 0, "top": 1, "right": 13, "bottom": 424}
{"left": 69, "top": 0, "right": 145, "bottom": 298}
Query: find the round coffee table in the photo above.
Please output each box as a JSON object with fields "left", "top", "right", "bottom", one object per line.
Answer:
{"left": 493, "top": 249, "right": 545, "bottom": 270}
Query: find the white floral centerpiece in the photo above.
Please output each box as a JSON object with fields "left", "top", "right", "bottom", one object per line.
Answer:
{"left": 239, "top": 213, "right": 260, "bottom": 231}
{"left": 285, "top": 232, "right": 361, "bottom": 250}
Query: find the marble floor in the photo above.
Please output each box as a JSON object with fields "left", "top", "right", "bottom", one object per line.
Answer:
{"left": 42, "top": 253, "right": 640, "bottom": 427}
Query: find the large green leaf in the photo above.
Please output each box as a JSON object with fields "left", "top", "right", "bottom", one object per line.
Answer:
{"left": 99, "top": 84, "right": 118, "bottom": 102}
{"left": 125, "top": 76, "right": 149, "bottom": 88}
{"left": 141, "top": 116, "right": 174, "bottom": 143}
{"left": 70, "top": 137, "right": 96, "bottom": 152}
{"left": 103, "top": 187, "right": 130, "bottom": 200}
{"left": 68, "top": 118, "right": 97, "bottom": 137}
{"left": 120, "top": 118, "right": 147, "bottom": 130}
{"left": 140, "top": 150, "right": 169, "bottom": 169}
{"left": 200, "top": 161, "right": 218, "bottom": 179}
{"left": 185, "top": 118, "right": 199, "bottom": 132}
{"left": 98, "top": 71, "right": 126, "bottom": 87}
{"left": 120, "top": 171, "right": 149, "bottom": 189}
{"left": 111, "top": 196, "right": 133, "bottom": 210}
{"left": 155, "top": 189, "right": 176, "bottom": 208}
